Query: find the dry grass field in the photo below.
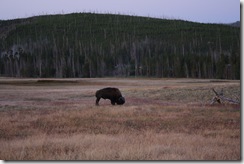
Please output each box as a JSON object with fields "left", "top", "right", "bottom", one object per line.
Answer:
{"left": 0, "top": 77, "right": 240, "bottom": 160}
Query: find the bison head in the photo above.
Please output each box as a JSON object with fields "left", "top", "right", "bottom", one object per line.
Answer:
{"left": 117, "top": 96, "right": 125, "bottom": 105}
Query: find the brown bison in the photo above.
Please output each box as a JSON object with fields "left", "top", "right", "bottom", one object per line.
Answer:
{"left": 95, "top": 87, "right": 125, "bottom": 105}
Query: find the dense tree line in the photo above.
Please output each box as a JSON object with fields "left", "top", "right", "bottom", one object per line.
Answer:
{"left": 0, "top": 13, "right": 240, "bottom": 79}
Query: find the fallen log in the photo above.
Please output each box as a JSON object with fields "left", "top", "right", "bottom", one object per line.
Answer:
{"left": 210, "top": 88, "right": 240, "bottom": 105}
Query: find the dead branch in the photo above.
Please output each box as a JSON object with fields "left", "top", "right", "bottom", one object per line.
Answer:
{"left": 212, "top": 88, "right": 218, "bottom": 96}
{"left": 219, "top": 96, "right": 240, "bottom": 104}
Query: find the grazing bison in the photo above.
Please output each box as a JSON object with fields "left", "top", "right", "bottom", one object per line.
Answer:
{"left": 95, "top": 87, "right": 125, "bottom": 105}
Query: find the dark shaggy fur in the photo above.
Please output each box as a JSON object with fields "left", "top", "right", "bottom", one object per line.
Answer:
{"left": 95, "top": 87, "right": 125, "bottom": 105}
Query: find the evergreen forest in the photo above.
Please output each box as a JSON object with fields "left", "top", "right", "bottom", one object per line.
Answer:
{"left": 0, "top": 13, "right": 240, "bottom": 79}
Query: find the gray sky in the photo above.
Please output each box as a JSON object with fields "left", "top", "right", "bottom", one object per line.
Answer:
{"left": 0, "top": 0, "right": 241, "bottom": 23}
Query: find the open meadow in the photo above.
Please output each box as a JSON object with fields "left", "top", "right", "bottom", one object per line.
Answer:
{"left": 0, "top": 77, "right": 240, "bottom": 160}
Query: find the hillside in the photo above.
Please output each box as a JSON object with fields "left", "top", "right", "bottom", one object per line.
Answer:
{"left": 0, "top": 13, "right": 240, "bottom": 79}
{"left": 228, "top": 21, "right": 240, "bottom": 27}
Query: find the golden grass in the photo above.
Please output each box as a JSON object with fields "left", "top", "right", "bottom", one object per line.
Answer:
{"left": 1, "top": 131, "right": 240, "bottom": 160}
{"left": 0, "top": 78, "right": 240, "bottom": 160}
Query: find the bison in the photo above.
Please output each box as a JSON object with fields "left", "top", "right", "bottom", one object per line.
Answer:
{"left": 95, "top": 87, "right": 125, "bottom": 105}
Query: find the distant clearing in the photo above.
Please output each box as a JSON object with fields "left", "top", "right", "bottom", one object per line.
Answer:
{"left": 0, "top": 78, "right": 240, "bottom": 160}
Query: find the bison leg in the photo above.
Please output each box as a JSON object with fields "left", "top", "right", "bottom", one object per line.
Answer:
{"left": 96, "top": 97, "right": 100, "bottom": 105}
{"left": 111, "top": 100, "right": 116, "bottom": 105}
